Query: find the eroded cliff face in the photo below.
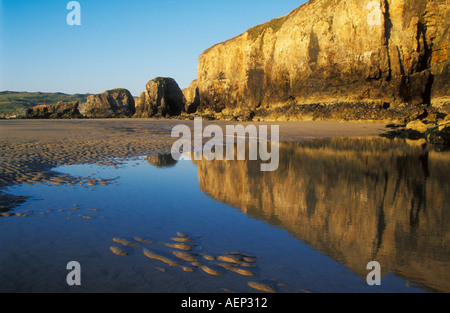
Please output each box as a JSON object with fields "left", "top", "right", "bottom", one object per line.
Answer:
{"left": 189, "top": 0, "right": 449, "bottom": 121}
{"left": 193, "top": 139, "right": 450, "bottom": 292}
{"left": 81, "top": 89, "right": 135, "bottom": 118}
{"left": 26, "top": 101, "right": 82, "bottom": 119}
{"left": 135, "top": 77, "right": 185, "bottom": 118}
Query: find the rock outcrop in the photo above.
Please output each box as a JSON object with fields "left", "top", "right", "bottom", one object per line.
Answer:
{"left": 384, "top": 118, "right": 450, "bottom": 146}
{"left": 25, "top": 101, "right": 83, "bottom": 119}
{"left": 81, "top": 89, "right": 135, "bottom": 118}
{"left": 134, "top": 77, "right": 185, "bottom": 118}
{"left": 188, "top": 0, "right": 449, "bottom": 122}
{"left": 182, "top": 79, "right": 200, "bottom": 114}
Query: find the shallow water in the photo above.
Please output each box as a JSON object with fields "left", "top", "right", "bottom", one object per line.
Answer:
{"left": 0, "top": 138, "right": 449, "bottom": 293}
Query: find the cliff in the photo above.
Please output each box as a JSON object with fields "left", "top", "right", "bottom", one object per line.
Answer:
{"left": 80, "top": 88, "right": 135, "bottom": 118}
{"left": 25, "top": 101, "right": 83, "bottom": 119}
{"left": 134, "top": 77, "right": 185, "bottom": 118}
{"left": 188, "top": 0, "right": 449, "bottom": 122}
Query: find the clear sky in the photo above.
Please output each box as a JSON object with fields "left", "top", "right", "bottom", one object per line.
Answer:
{"left": 0, "top": 0, "right": 306, "bottom": 96}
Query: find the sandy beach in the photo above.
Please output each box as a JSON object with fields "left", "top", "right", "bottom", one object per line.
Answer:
{"left": 1, "top": 119, "right": 450, "bottom": 294}
{"left": 0, "top": 119, "right": 389, "bottom": 188}
{"left": 0, "top": 118, "right": 388, "bottom": 212}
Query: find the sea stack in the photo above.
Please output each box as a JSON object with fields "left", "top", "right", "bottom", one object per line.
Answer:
{"left": 80, "top": 88, "right": 135, "bottom": 118}
{"left": 134, "top": 77, "right": 185, "bottom": 118}
{"left": 26, "top": 101, "right": 83, "bottom": 119}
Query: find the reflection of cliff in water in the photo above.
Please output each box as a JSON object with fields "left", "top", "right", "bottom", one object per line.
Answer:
{"left": 194, "top": 138, "right": 450, "bottom": 293}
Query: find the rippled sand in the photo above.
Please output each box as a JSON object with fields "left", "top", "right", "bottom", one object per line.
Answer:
{"left": 0, "top": 118, "right": 388, "bottom": 214}
{"left": 0, "top": 118, "right": 387, "bottom": 179}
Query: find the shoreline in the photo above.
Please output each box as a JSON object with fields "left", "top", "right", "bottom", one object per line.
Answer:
{"left": 1, "top": 119, "right": 449, "bottom": 294}
{"left": 0, "top": 118, "right": 389, "bottom": 199}
{"left": 0, "top": 118, "right": 389, "bottom": 142}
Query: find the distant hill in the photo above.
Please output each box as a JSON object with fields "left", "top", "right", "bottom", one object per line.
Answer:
{"left": 0, "top": 91, "right": 90, "bottom": 118}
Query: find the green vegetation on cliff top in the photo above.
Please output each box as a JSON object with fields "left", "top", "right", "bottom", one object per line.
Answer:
{"left": 201, "top": 14, "right": 289, "bottom": 55}
{"left": 201, "top": 1, "right": 310, "bottom": 55}
{"left": 105, "top": 88, "right": 130, "bottom": 94}
{"left": 246, "top": 15, "right": 289, "bottom": 41}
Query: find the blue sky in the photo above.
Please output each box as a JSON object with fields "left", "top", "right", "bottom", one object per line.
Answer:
{"left": 0, "top": 0, "right": 306, "bottom": 96}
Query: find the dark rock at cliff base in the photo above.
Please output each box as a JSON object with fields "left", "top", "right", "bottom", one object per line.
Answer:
{"left": 81, "top": 89, "right": 135, "bottom": 118}
{"left": 382, "top": 119, "right": 450, "bottom": 147}
{"left": 26, "top": 101, "right": 83, "bottom": 119}
{"left": 427, "top": 126, "right": 450, "bottom": 147}
{"left": 250, "top": 102, "right": 441, "bottom": 123}
{"left": 134, "top": 77, "right": 185, "bottom": 118}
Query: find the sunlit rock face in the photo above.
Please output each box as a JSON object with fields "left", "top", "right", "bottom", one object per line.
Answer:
{"left": 26, "top": 101, "right": 82, "bottom": 119}
{"left": 193, "top": 138, "right": 450, "bottom": 292}
{"left": 135, "top": 77, "right": 185, "bottom": 118}
{"left": 190, "top": 0, "right": 449, "bottom": 121}
{"left": 81, "top": 89, "right": 135, "bottom": 118}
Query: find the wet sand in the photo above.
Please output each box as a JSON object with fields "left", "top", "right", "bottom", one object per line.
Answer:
{"left": 0, "top": 118, "right": 388, "bottom": 208}
{"left": 0, "top": 119, "right": 388, "bottom": 182}
{"left": 0, "top": 118, "right": 389, "bottom": 144}
{"left": 3, "top": 118, "right": 448, "bottom": 294}
{"left": 0, "top": 118, "right": 388, "bottom": 171}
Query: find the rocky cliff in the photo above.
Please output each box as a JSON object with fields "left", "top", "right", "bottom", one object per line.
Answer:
{"left": 80, "top": 88, "right": 135, "bottom": 118}
{"left": 182, "top": 79, "right": 200, "bottom": 114}
{"left": 187, "top": 0, "right": 449, "bottom": 122}
{"left": 134, "top": 77, "right": 186, "bottom": 118}
{"left": 25, "top": 101, "right": 83, "bottom": 119}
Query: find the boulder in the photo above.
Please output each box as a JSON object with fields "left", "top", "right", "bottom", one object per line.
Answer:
{"left": 26, "top": 101, "right": 82, "bottom": 119}
{"left": 134, "top": 77, "right": 185, "bottom": 118}
{"left": 26, "top": 105, "right": 54, "bottom": 119}
{"left": 82, "top": 89, "right": 135, "bottom": 118}
{"left": 428, "top": 127, "right": 450, "bottom": 146}
{"left": 406, "top": 120, "right": 428, "bottom": 134}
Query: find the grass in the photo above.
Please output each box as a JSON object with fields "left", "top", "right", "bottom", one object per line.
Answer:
{"left": 247, "top": 15, "right": 289, "bottom": 41}
{"left": 201, "top": 9, "right": 291, "bottom": 55}
{"left": 0, "top": 91, "right": 89, "bottom": 117}
{"left": 106, "top": 88, "right": 129, "bottom": 94}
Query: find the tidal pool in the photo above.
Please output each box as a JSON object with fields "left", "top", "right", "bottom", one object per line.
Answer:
{"left": 0, "top": 137, "right": 449, "bottom": 293}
